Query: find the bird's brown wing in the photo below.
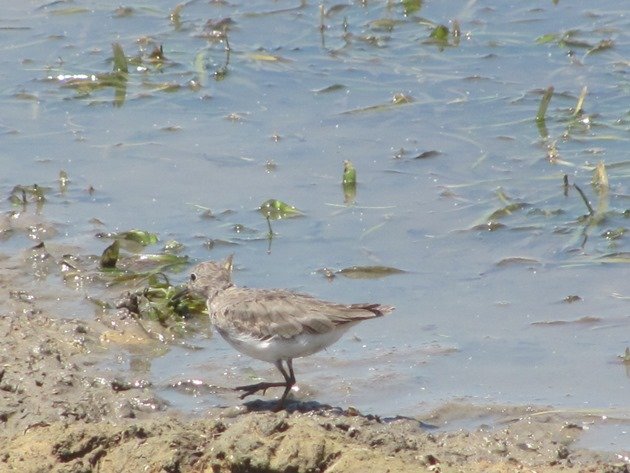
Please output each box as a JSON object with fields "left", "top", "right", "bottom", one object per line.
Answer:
{"left": 211, "top": 289, "right": 393, "bottom": 340}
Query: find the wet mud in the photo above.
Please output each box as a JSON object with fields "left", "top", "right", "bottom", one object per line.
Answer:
{"left": 1, "top": 308, "right": 628, "bottom": 473}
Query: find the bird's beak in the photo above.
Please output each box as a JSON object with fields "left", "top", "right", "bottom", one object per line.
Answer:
{"left": 171, "top": 286, "right": 190, "bottom": 302}
{"left": 224, "top": 254, "right": 234, "bottom": 272}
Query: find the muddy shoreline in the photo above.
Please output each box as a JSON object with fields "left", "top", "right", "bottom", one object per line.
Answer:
{"left": 1, "top": 308, "right": 628, "bottom": 473}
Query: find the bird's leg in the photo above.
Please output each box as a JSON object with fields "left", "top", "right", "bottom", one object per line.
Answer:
{"left": 234, "top": 359, "right": 295, "bottom": 404}
{"left": 274, "top": 359, "right": 296, "bottom": 411}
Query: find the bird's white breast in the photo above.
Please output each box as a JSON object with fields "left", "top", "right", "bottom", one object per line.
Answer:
{"left": 216, "top": 325, "right": 354, "bottom": 363}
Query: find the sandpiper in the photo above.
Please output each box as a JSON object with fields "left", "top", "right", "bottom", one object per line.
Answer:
{"left": 187, "top": 255, "right": 394, "bottom": 410}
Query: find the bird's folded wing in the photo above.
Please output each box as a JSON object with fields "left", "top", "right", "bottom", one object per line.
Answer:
{"left": 214, "top": 290, "right": 381, "bottom": 339}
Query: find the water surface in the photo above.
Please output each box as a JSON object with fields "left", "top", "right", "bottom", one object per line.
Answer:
{"left": 1, "top": 0, "right": 630, "bottom": 450}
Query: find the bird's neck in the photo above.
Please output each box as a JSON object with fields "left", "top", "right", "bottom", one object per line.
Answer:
{"left": 208, "top": 283, "right": 233, "bottom": 301}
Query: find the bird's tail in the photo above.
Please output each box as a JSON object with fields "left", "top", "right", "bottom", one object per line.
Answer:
{"left": 352, "top": 303, "right": 395, "bottom": 317}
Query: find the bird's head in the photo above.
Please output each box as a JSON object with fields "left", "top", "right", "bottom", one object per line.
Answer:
{"left": 187, "top": 255, "right": 234, "bottom": 301}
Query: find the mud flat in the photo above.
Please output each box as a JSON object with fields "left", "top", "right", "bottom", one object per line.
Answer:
{"left": 1, "top": 310, "right": 627, "bottom": 472}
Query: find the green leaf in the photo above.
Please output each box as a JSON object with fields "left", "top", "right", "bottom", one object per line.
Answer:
{"left": 342, "top": 160, "right": 356, "bottom": 185}
{"left": 313, "top": 84, "right": 347, "bottom": 94}
{"left": 337, "top": 265, "right": 405, "bottom": 279}
{"left": 392, "top": 93, "right": 413, "bottom": 104}
{"left": 50, "top": 7, "right": 90, "bottom": 15}
{"left": 164, "top": 240, "right": 184, "bottom": 253}
{"left": 429, "top": 25, "right": 449, "bottom": 42}
{"left": 170, "top": 4, "right": 184, "bottom": 28}
{"left": 369, "top": 18, "right": 398, "bottom": 32}
{"left": 486, "top": 202, "right": 529, "bottom": 221}
{"left": 100, "top": 240, "right": 120, "bottom": 268}
{"left": 601, "top": 228, "right": 626, "bottom": 241}
{"left": 586, "top": 39, "right": 614, "bottom": 55}
{"left": 535, "top": 33, "right": 558, "bottom": 44}
{"left": 59, "top": 170, "right": 69, "bottom": 192}
{"left": 597, "top": 252, "right": 630, "bottom": 263}
{"left": 112, "top": 42, "right": 128, "bottom": 74}
{"left": 259, "top": 199, "right": 302, "bottom": 220}
{"left": 413, "top": 150, "right": 441, "bottom": 159}
{"left": 592, "top": 161, "right": 609, "bottom": 192}
{"left": 9, "top": 184, "right": 48, "bottom": 205}
{"left": 535, "top": 86, "right": 554, "bottom": 122}
{"left": 117, "top": 229, "right": 159, "bottom": 246}
{"left": 342, "top": 160, "right": 357, "bottom": 204}
{"left": 402, "top": 0, "right": 422, "bottom": 15}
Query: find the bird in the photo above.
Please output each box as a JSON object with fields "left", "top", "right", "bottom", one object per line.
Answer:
{"left": 186, "top": 255, "right": 394, "bottom": 410}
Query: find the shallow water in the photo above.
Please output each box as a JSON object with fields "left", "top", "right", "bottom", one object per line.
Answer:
{"left": 2, "top": 0, "right": 630, "bottom": 453}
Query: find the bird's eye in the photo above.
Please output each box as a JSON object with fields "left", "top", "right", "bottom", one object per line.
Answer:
{"left": 190, "top": 273, "right": 197, "bottom": 282}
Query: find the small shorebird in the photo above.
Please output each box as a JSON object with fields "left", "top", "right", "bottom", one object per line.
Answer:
{"left": 187, "top": 256, "right": 394, "bottom": 410}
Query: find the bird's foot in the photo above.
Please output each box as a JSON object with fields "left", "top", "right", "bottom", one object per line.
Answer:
{"left": 235, "top": 381, "right": 287, "bottom": 400}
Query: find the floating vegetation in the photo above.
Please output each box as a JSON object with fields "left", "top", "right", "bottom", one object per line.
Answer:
{"left": 112, "top": 42, "right": 128, "bottom": 73}
{"left": 591, "top": 161, "right": 609, "bottom": 193}
{"left": 47, "top": 43, "right": 129, "bottom": 106}
{"left": 45, "top": 41, "right": 184, "bottom": 105}
{"left": 8, "top": 184, "right": 48, "bottom": 209}
{"left": 335, "top": 265, "right": 406, "bottom": 279}
{"left": 93, "top": 236, "right": 199, "bottom": 330}
{"left": 392, "top": 93, "right": 413, "bottom": 104}
{"left": 148, "top": 45, "right": 164, "bottom": 61}
{"left": 572, "top": 86, "right": 588, "bottom": 118}
{"left": 532, "top": 84, "right": 607, "bottom": 167}
{"left": 402, "top": 0, "right": 422, "bottom": 16}
{"left": 248, "top": 52, "right": 291, "bottom": 63}
{"left": 535, "top": 86, "right": 554, "bottom": 123}
{"left": 342, "top": 160, "right": 357, "bottom": 204}
{"left": 170, "top": 3, "right": 184, "bottom": 28}
{"left": 368, "top": 18, "right": 400, "bottom": 32}
{"left": 596, "top": 253, "right": 630, "bottom": 264}
{"left": 424, "top": 21, "right": 460, "bottom": 48}
{"left": 414, "top": 150, "right": 442, "bottom": 160}
{"left": 573, "top": 183, "right": 595, "bottom": 216}
{"left": 429, "top": 25, "right": 449, "bottom": 42}
{"left": 342, "top": 159, "right": 356, "bottom": 185}
{"left": 232, "top": 224, "right": 258, "bottom": 235}
{"left": 116, "top": 229, "right": 159, "bottom": 246}
{"left": 58, "top": 170, "right": 69, "bottom": 193}
{"left": 163, "top": 240, "right": 184, "bottom": 253}
{"left": 317, "top": 265, "right": 405, "bottom": 280}
{"left": 100, "top": 240, "right": 120, "bottom": 269}
{"left": 115, "top": 274, "right": 206, "bottom": 328}
{"left": 471, "top": 188, "right": 529, "bottom": 230}
{"left": 464, "top": 165, "right": 630, "bottom": 258}
{"left": 536, "top": 30, "right": 607, "bottom": 50}
{"left": 486, "top": 202, "right": 529, "bottom": 221}
{"left": 49, "top": 6, "right": 90, "bottom": 15}
{"left": 113, "top": 6, "right": 134, "bottom": 18}
{"left": 258, "top": 199, "right": 302, "bottom": 220}
{"left": 341, "top": 92, "right": 414, "bottom": 115}
{"left": 531, "top": 316, "right": 601, "bottom": 327}
{"left": 393, "top": 148, "right": 442, "bottom": 160}
{"left": 536, "top": 30, "right": 614, "bottom": 61}
{"left": 618, "top": 348, "right": 630, "bottom": 364}
{"left": 96, "top": 229, "right": 160, "bottom": 253}
{"left": 312, "top": 84, "right": 347, "bottom": 94}
{"left": 586, "top": 39, "right": 614, "bottom": 56}
{"left": 95, "top": 227, "right": 189, "bottom": 289}
{"left": 601, "top": 228, "right": 625, "bottom": 241}
{"left": 495, "top": 257, "right": 541, "bottom": 268}
{"left": 471, "top": 221, "right": 506, "bottom": 232}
